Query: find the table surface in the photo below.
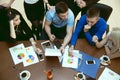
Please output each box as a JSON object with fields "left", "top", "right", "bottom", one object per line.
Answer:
{"left": 0, "top": 39, "right": 120, "bottom": 80}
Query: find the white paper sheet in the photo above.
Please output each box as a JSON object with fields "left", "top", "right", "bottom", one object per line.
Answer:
{"left": 62, "top": 49, "right": 79, "bottom": 68}
{"left": 23, "top": 46, "right": 39, "bottom": 67}
{"left": 9, "top": 44, "right": 39, "bottom": 67}
{"left": 98, "top": 67, "right": 120, "bottom": 80}
{"left": 45, "top": 48, "right": 62, "bottom": 56}
{"left": 9, "top": 43, "right": 27, "bottom": 65}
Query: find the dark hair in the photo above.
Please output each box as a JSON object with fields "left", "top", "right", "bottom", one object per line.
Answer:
{"left": 7, "top": 8, "right": 20, "bottom": 21}
{"left": 55, "top": 1, "right": 68, "bottom": 14}
{"left": 86, "top": 6, "right": 100, "bottom": 18}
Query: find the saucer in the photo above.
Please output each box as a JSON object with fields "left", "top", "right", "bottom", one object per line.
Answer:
{"left": 74, "top": 72, "right": 86, "bottom": 80}
{"left": 19, "top": 70, "right": 31, "bottom": 80}
{"left": 100, "top": 55, "right": 110, "bottom": 65}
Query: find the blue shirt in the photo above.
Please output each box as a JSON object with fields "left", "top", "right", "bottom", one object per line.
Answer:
{"left": 70, "top": 14, "right": 107, "bottom": 45}
{"left": 45, "top": 7, "right": 74, "bottom": 28}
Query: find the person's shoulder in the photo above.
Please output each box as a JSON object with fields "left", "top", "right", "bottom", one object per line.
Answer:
{"left": 47, "top": 7, "right": 55, "bottom": 14}
{"left": 68, "top": 8, "right": 73, "bottom": 13}
{"left": 80, "top": 14, "right": 87, "bottom": 20}
{"left": 81, "top": 14, "right": 87, "bottom": 17}
{"left": 68, "top": 8, "right": 74, "bottom": 17}
{"left": 97, "top": 17, "right": 107, "bottom": 28}
{"left": 98, "top": 17, "right": 107, "bottom": 23}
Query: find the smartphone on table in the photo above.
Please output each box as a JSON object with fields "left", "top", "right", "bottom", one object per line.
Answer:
{"left": 86, "top": 60, "right": 96, "bottom": 65}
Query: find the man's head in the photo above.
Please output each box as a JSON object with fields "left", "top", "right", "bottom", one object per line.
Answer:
{"left": 55, "top": 1, "right": 68, "bottom": 20}
{"left": 86, "top": 7, "right": 100, "bottom": 26}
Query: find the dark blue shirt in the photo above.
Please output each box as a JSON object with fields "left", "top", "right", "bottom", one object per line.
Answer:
{"left": 70, "top": 14, "right": 107, "bottom": 46}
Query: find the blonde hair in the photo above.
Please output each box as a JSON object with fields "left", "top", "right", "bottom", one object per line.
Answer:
{"left": 110, "top": 27, "right": 120, "bottom": 48}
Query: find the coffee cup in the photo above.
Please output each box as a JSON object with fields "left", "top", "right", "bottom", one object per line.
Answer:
{"left": 76, "top": 73, "right": 86, "bottom": 80}
{"left": 102, "top": 56, "right": 110, "bottom": 63}
{"left": 21, "top": 72, "right": 27, "bottom": 78}
{"left": 19, "top": 70, "right": 31, "bottom": 80}
{"left": 103, "top": 57, "right": 108, "bottom": 62}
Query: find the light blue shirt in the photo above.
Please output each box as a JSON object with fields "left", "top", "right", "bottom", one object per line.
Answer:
{"left": 46, "top": 7, "right": 74, "bottom": 28}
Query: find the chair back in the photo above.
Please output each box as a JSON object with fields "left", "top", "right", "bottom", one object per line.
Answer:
{"left": 93, "top": 3, "right": 113, "bottom": 22}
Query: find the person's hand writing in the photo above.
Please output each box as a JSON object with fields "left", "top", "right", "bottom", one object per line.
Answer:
{"left": 60, "top": 45, "right": 65, "bottom": 54}
{"left": 68, "top": 45, "right": 74, "bottom": 56}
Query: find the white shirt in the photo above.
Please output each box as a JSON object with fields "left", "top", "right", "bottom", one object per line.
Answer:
{"left": 24, "top": 0, "right": 39, "bottom": 4}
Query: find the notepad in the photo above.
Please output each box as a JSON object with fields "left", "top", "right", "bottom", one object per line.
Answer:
{"left": 45, "top": 48, "right": 62, "bottom": 56}
{"left": 98, "top": 67, "right": 120, "bottom": 80}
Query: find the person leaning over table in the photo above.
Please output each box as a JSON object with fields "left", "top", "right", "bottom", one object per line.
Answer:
{"left": 68, "top": 6, "right": 107, "bottom": 53}
{"left": 0, "top": 6, "right": 34, "bottom": 42}
{"left": 41, "top": 1, "right": 74, "bottom": 53}
{"left": 74, "top": 0, "right": 100, "bottom": 17}
{"left": 94, "top": 27, "right": 120, "bottom": 59}
{"left": 0, "top": 0, "right": 15, "bottom": 8}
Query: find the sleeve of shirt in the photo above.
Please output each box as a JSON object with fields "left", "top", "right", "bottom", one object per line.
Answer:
{"left": 70, "top": 15, "right": 86, "bottom": 46}
{"left": 67, "top": 9, "right": 74, "bottom": 27}
{"left": 84, "top": 32, "right": 94, "bottom": 45}
{"left": 45, "top": 11, "right": 52, "bottom": 22}
{"left": 95, "top": 19, "right": 107, "bottom": 40}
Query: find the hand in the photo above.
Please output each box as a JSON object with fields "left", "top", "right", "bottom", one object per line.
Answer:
{"left": 1, "top": 3, "right": 10, "bottom": 8}
{"left": 29, "top": 37, "right": 36, "bottom": 45}
{"left": 60, "top": 45, "right": 65, "bottom": 54}
{"left": 43, "top": 0, "right": 48, "bottom": 3}
{"left": 47, "top": 5, "right": 54, "bottom": 10}
{"left": 9, "top": 20, "right": 15, "bottom": 29}
{"left": 49, "top": 34, "right": 55, "bottom": 42}
{"left": 104, "top": 45, "right": 111, "bottom": 55}
{"left": 10, "top": 20, "right": 14, "bottom": 25}
{"left": 84, "top": 24, "right": 91, "bottom": 32}
{"left": 92, "top": 35, "right": 98, "bottom": 43}
{"left": 35, "top": 48, "right": 43, "bottom": 55}
{"left": 68, "top": 45, "right": 74, "bottom": 56}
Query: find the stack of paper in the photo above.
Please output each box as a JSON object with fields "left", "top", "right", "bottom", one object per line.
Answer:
{"left": 9, "top": 44, "right": 39, "bottom": 67}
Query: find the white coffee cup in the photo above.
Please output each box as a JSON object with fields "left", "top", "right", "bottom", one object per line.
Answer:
{"left": 77, "top": 72, "right": 86, "bottom": 80}
{"left": 102, "top": 55, "right": 110, "bottom": 62}
{"left": 19, "top": 70, "right": 31, "bottom": 80}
